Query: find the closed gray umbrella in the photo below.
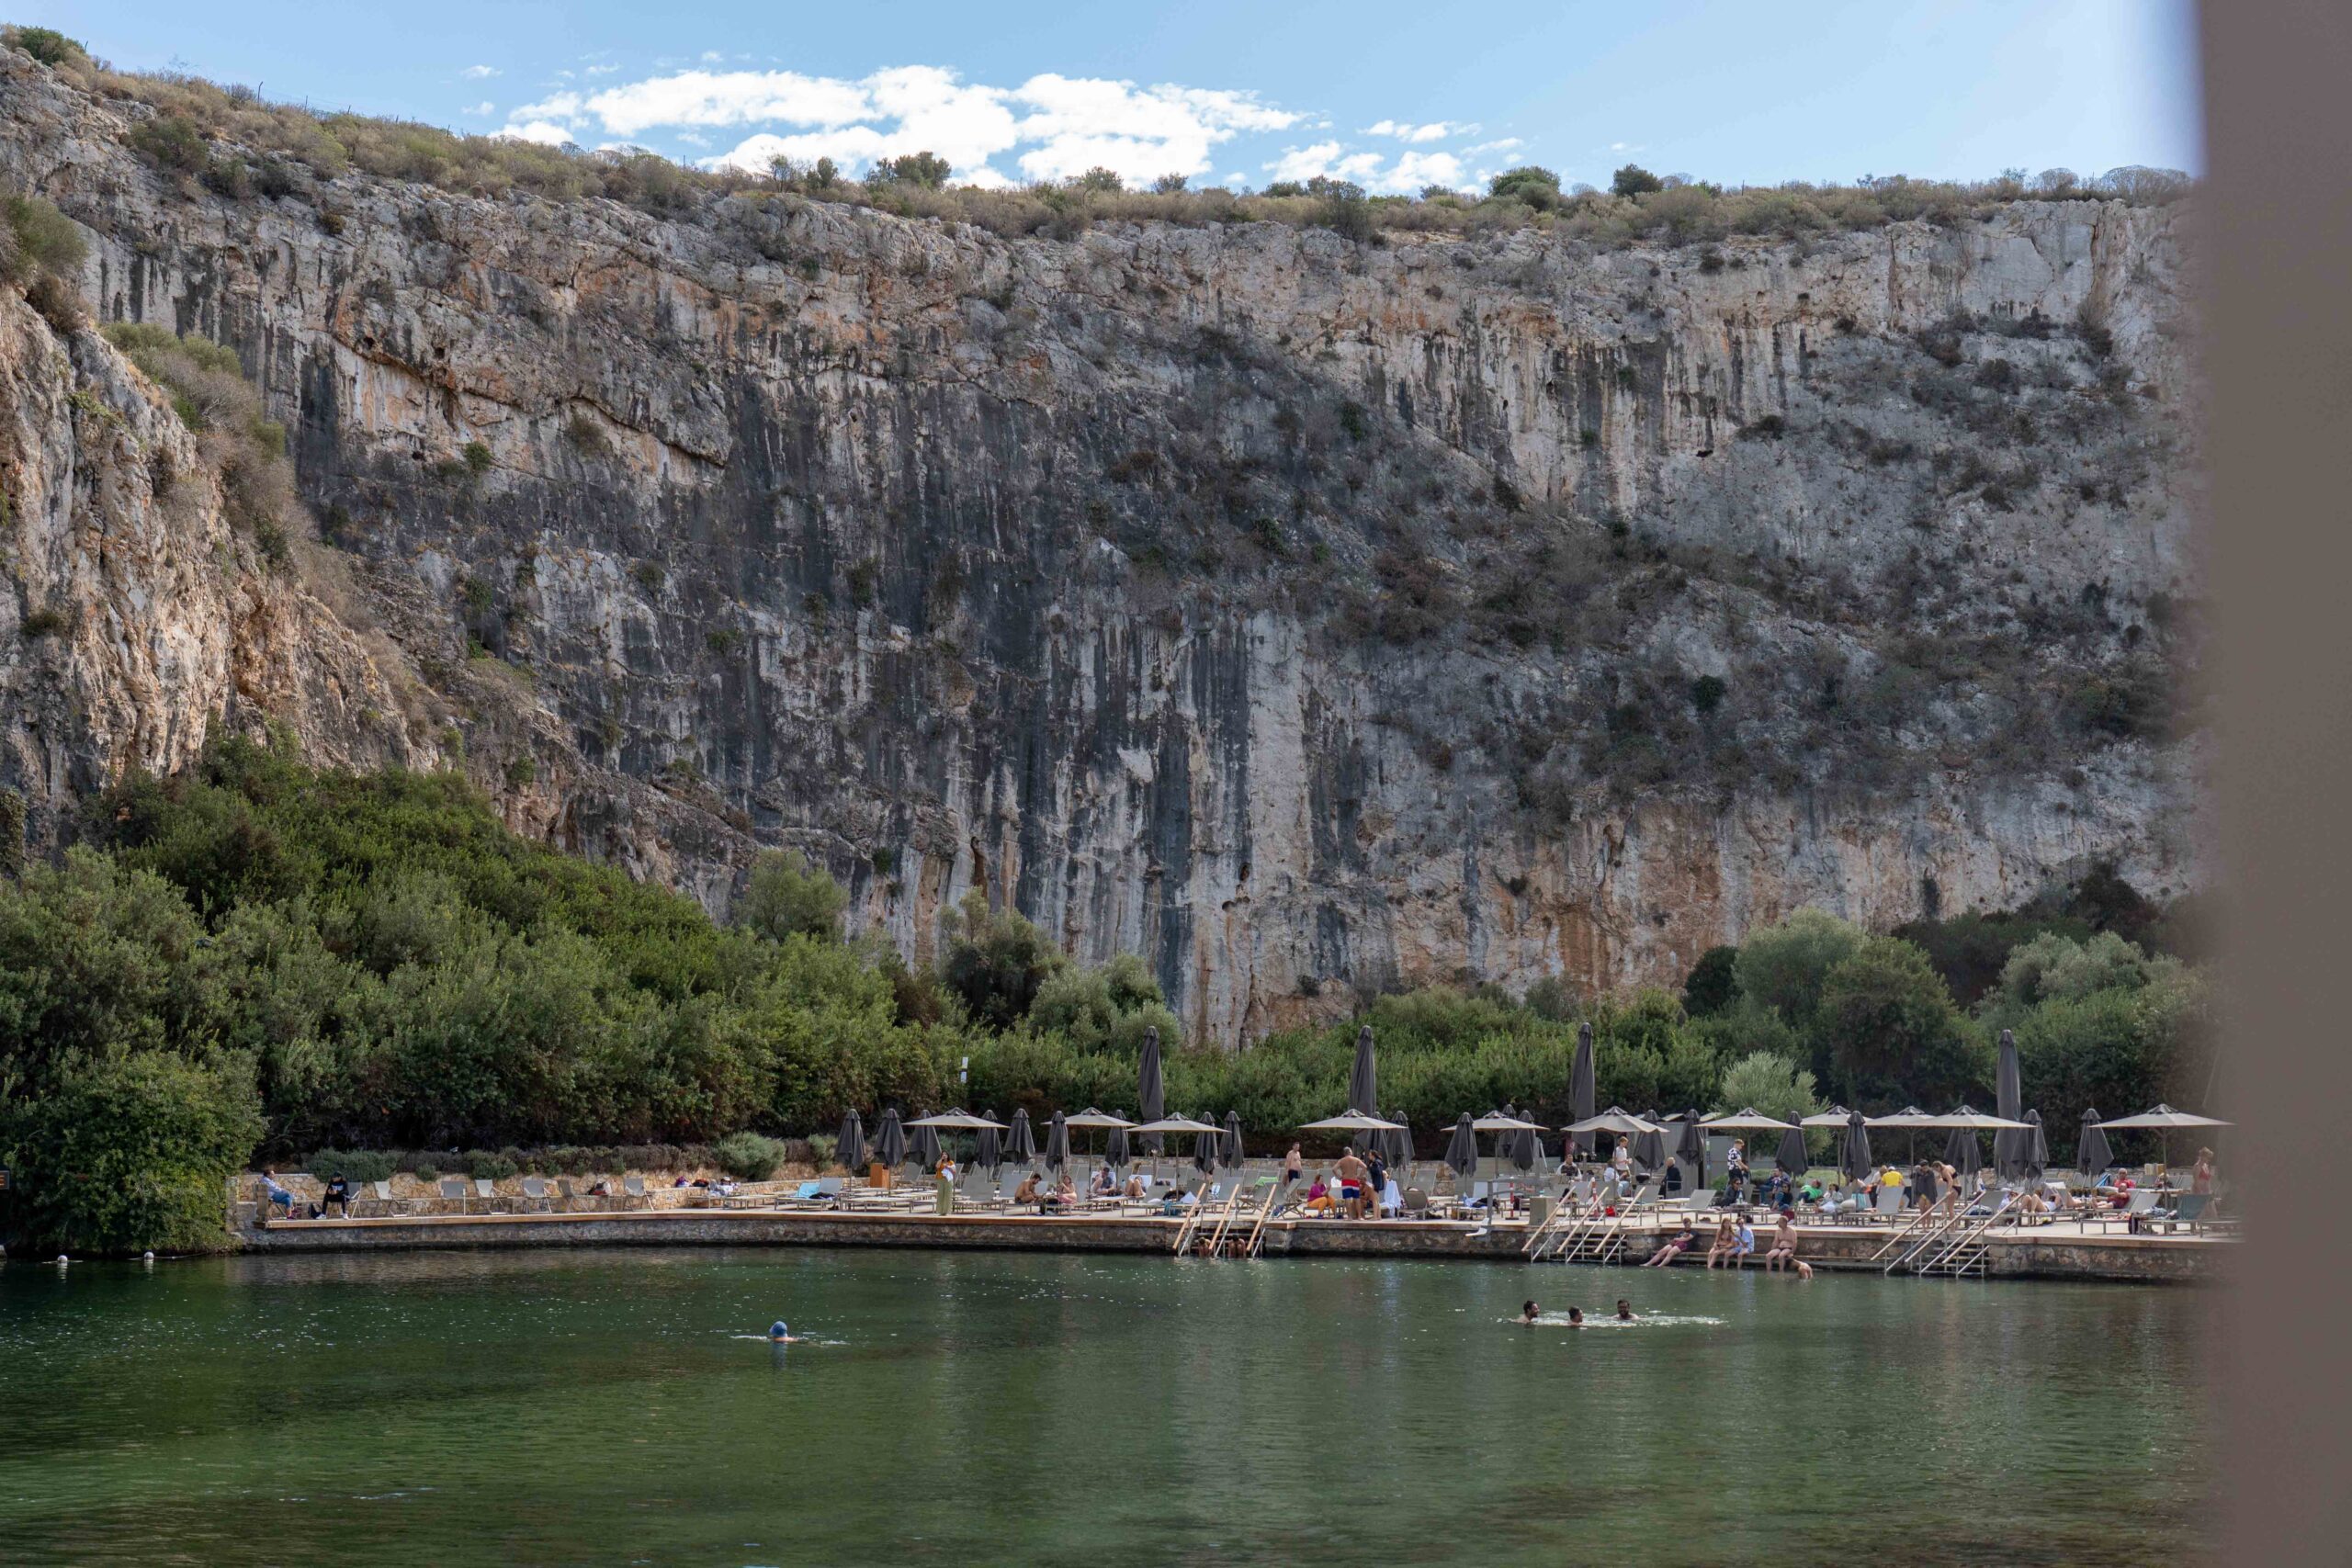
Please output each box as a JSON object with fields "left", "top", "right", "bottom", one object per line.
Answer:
{"left": 1675, "top": 1111, "right": 1707, "bottom": 1186}
{"left": 1221, "top": 1110, "right": 1245, "bottom": 1169}
{"left": 1006, "top": 1108, "right": 1037, "bottom": 1165}
{"left": 2023, "top": 1109, "right": 2049, "bottom": 1178}
{"left": 1774, "top": 1124, "right": 1809, "bottom": 1175}
{"left": 1993, "top": 1029, "right": 2025, "bottom": 1174}
{"left": 1045, "top": 1110, "right": 1070, "bottom": 1173}
{"left": 1840, "top": 1109, "right": 1873, "bottom": 1181}
{"left": 837, "top": 1110, "right": 866, "bottom": 1173}
{"left": 1192, "top": 1123, "right": 1218, "bottom": 1176}
{"left": 1633, "top": 1119, "right": 1667, "bottom": 1171}
{"left": 1943, "top": 1124, "right": 1983, "bottom": 1177}
{"left": 1138, "top": 1028, "right": 1166, "bottom": 1156}
{"left": 1569, "top": 1022, "right": 1597, "bottom": 1157}
{"left": 875, "top": 1108, "right": 907, "bottom": 1169}
{"left": 1443, "top": 1113, "right": 1477, "bottom": 1179}
{"left": 1104, "top": 1118, "right": 1129, "bottom": 1170}
{"left": 976, "top": 1114, "right": 1002, "bottom": 1176}
{"left": 1348, "top": 1025, "right": 1377, "bottom": 1126}
{"left": 1383, "top": 1113, "right": 1412, "bottom": 1170}
{"left": 2077, "top": 1108, "right": 2113, "bottom": 1176}
{"left": 1505, "top": 1106, "right": 1538, "bottom": 1174}
{"left": 910, "top": 1119, "right": 942, "bottom": 1172}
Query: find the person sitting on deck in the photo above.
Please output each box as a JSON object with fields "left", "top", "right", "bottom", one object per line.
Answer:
{"left": 1090, "top": 1166, "right": 1116, "bottom": 1200}
{"left": 1761, "top": 1169, "right": 1792, "bottom": 1211}
{"left": 1763, "top": 1213, "right": 1799, "bottom": 1271}
{"left": 321, "top": 1172, "right": 352, "bottom": 1218}
{"left": 1796, "top": 1178, "right": 1822, "bottom": 1208}
{"left": 259, "top": 1169, "right": 297, "bottom": 1218}
{"left": 1705, "top": 1213, "right": 1739, "bottom": 1269}
{"left": 1047, "top": 1173, "right": 1077, "bottom": 1210}
{"left": 1123, "top": 1172, "right": 1148, "bottom": 1201}
{"left": 1013, "top": 1171, "right": 1043, "bottom": 1209}
{"left": 1643, "top": 1222, "right": 1698, "bottom": 1267}
{"left": 1731, "top": 1213, "right": 1757, "bottom": 1269}
{"left": 1302, "top": 1176, "right": 1337, "bottom": 1215}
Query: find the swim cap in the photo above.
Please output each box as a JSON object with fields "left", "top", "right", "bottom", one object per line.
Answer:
{"left": 769, "top": 1320, "right": 788, "bottom": 1338}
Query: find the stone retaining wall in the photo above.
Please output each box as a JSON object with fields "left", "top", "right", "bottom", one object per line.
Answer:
{"left": 236, "top": 1208, "right": 2223, "bottom": 1283}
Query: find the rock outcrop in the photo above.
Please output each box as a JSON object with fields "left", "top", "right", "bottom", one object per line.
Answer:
{"left": 0, "top": 51, "right": 2204, "bottom": 1043}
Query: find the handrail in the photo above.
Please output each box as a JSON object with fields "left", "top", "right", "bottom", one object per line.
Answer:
{"left": 1243, "top": 1179, "right": 1280, "bottom": 1258}
{"left": 1918, "top": 1192, "right": 2018, "bottom": 1275}
{"left": 1204, "top": 1179, "right": 1254, "bottom": 1255}
{"left": 1867, "top": 1195, "right": 1942, "bottom": 1263}
{"left": 1170, "top": 1181, "right": 1214, "bottom": 1255}
{"left": 1883, "top": 1194, "right": 1974, "bottom": 1274}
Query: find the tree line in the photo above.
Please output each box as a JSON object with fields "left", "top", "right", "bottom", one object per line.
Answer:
{"left": 0, "top": 739, "right": 2210, "bottom": 1252}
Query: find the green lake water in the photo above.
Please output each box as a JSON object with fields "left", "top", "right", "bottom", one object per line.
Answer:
{"left": 0, "top": 1247, "right": 2212, "bottom": 1566}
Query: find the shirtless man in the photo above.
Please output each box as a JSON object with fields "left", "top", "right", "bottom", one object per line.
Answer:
{"left": 1763, "top": 1211, "right": 1799, "bottom": 1272}
{"left": 1335, "top": 1145, "right": 1370, "bottom": 1221}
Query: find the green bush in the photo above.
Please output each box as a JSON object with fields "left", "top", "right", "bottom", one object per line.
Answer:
{"left": 6, "top": 25, "right": 87, "bottom": 67}
{"left": 463, "top": 1148, "right": 518, "bottom": 1179}
{"left": 734, "top": 851, "right": 845, "bottom": 942}
{"left": 713, "top": 1130, "right": 787, "bottom": 1179}
{"left": 1, "top": 1050, "right": 263, "bottom": 1254}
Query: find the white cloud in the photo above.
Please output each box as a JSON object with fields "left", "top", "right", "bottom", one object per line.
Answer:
{"left": 515, "top": 61, "right": 1299, "bottom": 186}
{"left": 700, "top": 51, "right": 725, "bottom": 63}
{"left": 1608, "top": 141, "right": 1643, "bottom": 152}
{"left": 1465, "top": 137, "right": 1522, "bottom": 154}
{"left": 1385, "top": 151, "right": 1465, "bottom": 191}
{"left": 1262, "top": 141, "right": 1384, "bottom": 185}
{"left": 584, "top": 63, "right": 618, "bottom": 76}
{"left": 496, "top": 121, "right": 575, "bottom": 147}
{"left": 462, "top": 100, "right": 495, "bottom": 118}
{"left": 582, "top": 71, "right": 876, "bottom": 136}
{"left": 1362, "top": 118, "right": 1476, "bottom": 143}
{"left": 460, "top": 64, "right": 499, "bottom": 80}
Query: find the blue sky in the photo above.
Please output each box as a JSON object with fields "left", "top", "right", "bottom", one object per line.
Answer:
{"left": 21, "top": 0, "right": 2200, "bottom": 193}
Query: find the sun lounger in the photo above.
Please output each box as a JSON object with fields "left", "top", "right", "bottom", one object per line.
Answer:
{"left": 435, "top": 1177, "right": 471, "bottom": 1213}
{"left": 473, "top": 1177, "right": 509, "bottom": 1213}
{"left": 356, "top": 1179, "right": 406, "bottom": 1217}
{"left": 519, "top": 1176, "right": 553, "bottom": 1213}
{"left": 620, "top": 1175, "right": 649, "bottom": 1210}
{"left": 2090, "top": 1189, "right": 2162, "bottom": 1231}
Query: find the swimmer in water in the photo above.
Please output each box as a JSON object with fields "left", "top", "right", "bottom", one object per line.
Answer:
{"left": 766, "top": 1320, "right": 803, "bottom": 1343}
{"left": 1519, "top": 1300, "right": 1540, "bottom": 1325}
{"left": 1566, "top": 1307, "right": 1585, "bottom": 1326}
{"left": 1615, "top": 1299, "right": 1634, "bottom": 1321}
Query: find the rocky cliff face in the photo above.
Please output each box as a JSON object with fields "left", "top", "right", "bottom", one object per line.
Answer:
{"left": 0, "top": 52, "right": 2204, "bottom": 1043}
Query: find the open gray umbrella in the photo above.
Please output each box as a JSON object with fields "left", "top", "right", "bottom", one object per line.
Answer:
{"left": 1348, "top": 1025, "right": 1377, "bottom": 1127}
{"left": 1993, "top": 1029, "right": 2026, "bottom": 1174}
{"left": 1044, "top": 1110, "right": 1070, "bottom": 1173}
{"left": 836, "top": 1109, "right": 866, "bottom": 1173}
{"left": 1138, "top": 1028, "right": 1166, "bottom": 1156}
{"left": 1006, "top": 1108, "right": 1037, "bottom": 1165}
{"left": 1569, "top": 1021, "right": 1597, "bottom": 1158}
{"left": 2077, "top": 1107, "right": 2114, "bottom": 1176}
{"left": 1840, "top": 1108, "right": 1873, "bottom": 1181}
{"left": 1675, "top": 1111, "right": 1707, "bottom": 1186}
{"left": 1443, "top": 1113, "right": 1477, "bottom": 1179}
{"left": 1774, "top": 1124, "right": 1809, "bottom": 1176}
{"left": 874, "top": 1108, "right": 907, "bottom": 1169}
{"left": 976, "top": 1114, "right": 1002, "bottom": 1176}
{"left": 909, "top": 1119, "right": 942, "bottom": 1172}
{"left": 1943, "top": 1123, "right": 1984, "bottom": 1177}
{"left": 1221, "top": 1110, "right": 1245, "bottom": 1170}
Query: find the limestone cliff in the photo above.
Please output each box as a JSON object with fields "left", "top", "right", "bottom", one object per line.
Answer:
{"left": 0, "top": 51, "right": 2204, "bottom": 1043}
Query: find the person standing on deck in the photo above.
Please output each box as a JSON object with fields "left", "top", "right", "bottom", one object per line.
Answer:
{"left": 1335, "top": 1146, "right": 1370, "bottom": 1220}
{"left": 1283, "top": 1144, "right": 1304, "bottom": 1188}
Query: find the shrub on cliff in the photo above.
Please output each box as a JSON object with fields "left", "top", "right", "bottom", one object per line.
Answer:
{"left": 734, "top": 851, "right": 846, "bottom": 942}
{"left": 99, "top": 322, "right": 299, "bottom": 555}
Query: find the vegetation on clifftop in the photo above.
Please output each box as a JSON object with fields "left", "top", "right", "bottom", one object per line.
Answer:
{"left": 7, "top": 27, "right": 2188, "bottom": 247}
{"left": 0, "top": 739, "right": 2210, "bottom": 1253}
